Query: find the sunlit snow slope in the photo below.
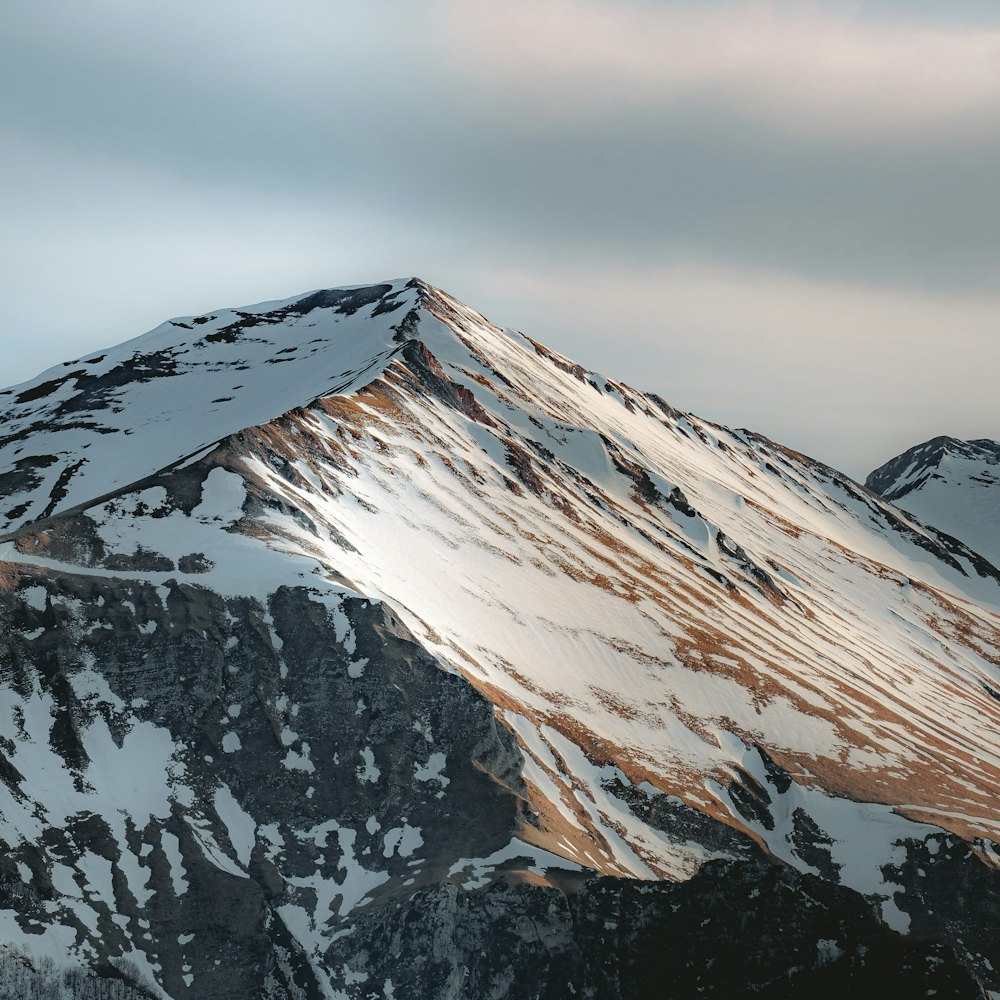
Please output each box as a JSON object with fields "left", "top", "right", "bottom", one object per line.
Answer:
{"left": 867, "top": 436, "right": 1000, "bottom": 570}
{"left": 2, "top": 278, "right": 1000, "bottom": 991}
{"left": 220, "top": 284, "right": 1000, "bottom": 869}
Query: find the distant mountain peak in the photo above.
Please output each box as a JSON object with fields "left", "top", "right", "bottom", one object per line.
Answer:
{"left": 866, "top": 435, "right": 1000, "bottom": 567}
{"left": 866, "top": 436, "right": 1000, "bottom": 500}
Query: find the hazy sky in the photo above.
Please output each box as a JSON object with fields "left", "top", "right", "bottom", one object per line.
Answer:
{"left": 2, "top": 0, "right": 998, "bottom": 478}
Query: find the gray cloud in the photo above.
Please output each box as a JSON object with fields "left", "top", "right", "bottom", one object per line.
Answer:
{"left": 427, "top": 1, "right": 1000, "bottom": 141}
{"left": 1, "top": 0, "right": 996, "bottom": 479}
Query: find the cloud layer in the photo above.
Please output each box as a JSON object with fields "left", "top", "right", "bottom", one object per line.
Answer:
{"left": 432, "top": 0, "right": 1000, "bottom": 140}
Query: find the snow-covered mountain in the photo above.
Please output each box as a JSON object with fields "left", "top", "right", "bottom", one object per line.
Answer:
{"left": 0, "top": 278, "right": 998, "bottom": 998}
{"left": 867, "top": 436, "right": 1000, "bottom": 569}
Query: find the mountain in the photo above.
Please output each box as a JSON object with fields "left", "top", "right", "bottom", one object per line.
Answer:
{"left": 866, "top": 436, "right": 1000, "bottom": 569}
{"left": 0, "top": 278, "right": 998, "bottom": 998}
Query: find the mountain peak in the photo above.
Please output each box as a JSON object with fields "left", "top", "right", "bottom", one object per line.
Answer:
{"left": 866, "top": 435, "right": 999, "bottom": 566}
{"left": 866, "top": 435, "right": 1000, "bottom": 500}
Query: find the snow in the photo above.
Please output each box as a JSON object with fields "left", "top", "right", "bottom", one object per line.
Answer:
{"left": 0, "top": 912, "right": 79, "bottom": 965}
{"left": 69, "top": 666, "right": 127, "bottom": 711}
{"left": 382, "top": 825, "right": 423, "bottom": 858}
{"left": 213, "top": 784, "right": 257, "bottom": 868}
{"left": 194, "top": 467, "right": 247, "bottom": 524}
{"left": 332, "top": 827, "right": 391, "bottom": 914}
{"left": 413, "top": 752, "right": 449, "bottom": 788}
{"left": 186, "top": 816, "right": 247, "bottom": 879}
{"left": 78, "top": 851, "right": 116, "bottom": 915}
{"left": 221, "top": 281, "right": 1000, "bottom": 884}
{"left": 49, "top": 863, "right": 80, "bottom": 899}
{"left": 356, "top": 746, "right": 380, "bottom": 783}
{"left": 879, "top": 448, "right": 1000, "bottom": 568}
{"left": 0, "top": 680, "right": 181, "bottom": 856}
{"left": 503, "top": 712, "right": 584, "bottom": 833}
{"left": 543, "top": 724, "right": 722, "bottom": 879}
{"left": 816, "top": 939, "right": 844, "bottom": 965}
{"left": 283, "top": 748, "right": 315, "bottom": 773}
{"left": 20, "top": 586, "right": 47, "bottom": 611}
{"left": 161, "top": 831, "right": 188, "bottom": 897}
{"left": 117, "top": 843, "right": 155, "bottom": 908}
{"left": 448, "top": 838, "right": 584, "bottom": 889}
{"left": 707, "top": 732, "right": 940, "bottom": 933}
{"left": 284, "top": 821, "right": 390, "bottom": 954}
{"left": 27, "top": 469, "right": 360, "bottom": 603}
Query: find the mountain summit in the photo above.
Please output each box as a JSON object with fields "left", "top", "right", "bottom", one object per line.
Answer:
{"left": 0, "top": 280, "right": 998, "bottom": 998}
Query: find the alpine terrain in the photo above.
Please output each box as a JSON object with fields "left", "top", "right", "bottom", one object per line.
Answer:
{"left": 0, "top": 278, "right": 997, "bottom": 999}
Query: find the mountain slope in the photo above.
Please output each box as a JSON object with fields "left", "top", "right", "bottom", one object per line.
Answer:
{"left": 867, "top": 436, "right": 1000, "bottom": 569}
{"left": 1, "top": 278, "right": 999, "bottom": 997}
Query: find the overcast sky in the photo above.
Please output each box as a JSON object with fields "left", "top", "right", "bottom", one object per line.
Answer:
{"left": 2, "top": 0, "right": 997, "bottom": 478}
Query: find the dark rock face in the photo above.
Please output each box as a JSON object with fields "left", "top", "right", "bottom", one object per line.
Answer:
{"left": 333, "top": 859, "right": 985, "bottom": 1000}
{"left": 884, "top": 834, "right": 1000, "bottom": 987}
{"left": 0, "top": 569, "right": 527, "bottom": 997}
{"left": 601, "top": 775, "right": 759, "bottom": 862}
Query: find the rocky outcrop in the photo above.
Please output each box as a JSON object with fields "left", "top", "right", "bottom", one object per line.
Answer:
{"left": 0, "top": 566, "right": 528, "bottom": 997}
{"left": 332, "top": 858, "right": 985, "bottom": 999}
